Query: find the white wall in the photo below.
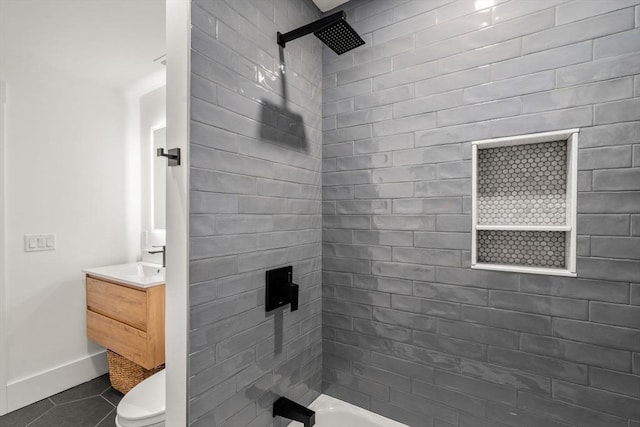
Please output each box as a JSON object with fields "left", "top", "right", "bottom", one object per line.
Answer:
{"left": 0, "top": 52, "right": 139, "bottom": 411}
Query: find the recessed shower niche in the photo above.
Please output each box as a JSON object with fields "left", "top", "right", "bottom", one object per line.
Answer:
{"left": 471, "top": 129, "right": 579, "bottom": 276}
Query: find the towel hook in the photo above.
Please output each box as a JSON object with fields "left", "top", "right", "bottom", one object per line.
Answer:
{"left": 157, "top": 148, "right": 181, "bottom": 166}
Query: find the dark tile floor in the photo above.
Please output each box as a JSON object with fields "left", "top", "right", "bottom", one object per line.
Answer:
{"left": 0, "top": 374, "right": 122, "bottom": 427}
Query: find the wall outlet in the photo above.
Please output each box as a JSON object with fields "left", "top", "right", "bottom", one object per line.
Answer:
{"left": 24, "top": 234, "right": 56, "bottom": 252}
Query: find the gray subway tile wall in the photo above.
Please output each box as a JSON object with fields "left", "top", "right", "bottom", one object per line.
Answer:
{"left": 321, "top": 0, "right": 640, "bottom": 426}
{"left": 188, "top": 0, "right": 640, "bottom": 426}
{"left": 189, "top": 0, "right": 322, "bottom": 426}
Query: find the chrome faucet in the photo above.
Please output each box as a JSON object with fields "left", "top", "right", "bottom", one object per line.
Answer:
{"left": 148, "top": 245, "right": 166, "bottom": 268}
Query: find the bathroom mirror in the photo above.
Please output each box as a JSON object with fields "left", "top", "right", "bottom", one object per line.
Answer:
{"left": 152, "top": 126, "right": 166, "bottom": 230}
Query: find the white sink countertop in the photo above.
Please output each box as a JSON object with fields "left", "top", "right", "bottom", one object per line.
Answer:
{"left": 84, "top": 262, "right": 165, "bottom": 288}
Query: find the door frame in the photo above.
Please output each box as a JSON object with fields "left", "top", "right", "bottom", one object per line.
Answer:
{"left": 165, "top": 1, "right": 190, "bottom": 425}
{"left": 0, "top": 80, "right": 8, "bottom": 416}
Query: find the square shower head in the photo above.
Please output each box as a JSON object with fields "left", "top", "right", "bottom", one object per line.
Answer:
{"left": 314, "top": 18, "right": 365, "bottom": 55}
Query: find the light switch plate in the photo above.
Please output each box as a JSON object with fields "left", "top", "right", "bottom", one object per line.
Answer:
{"left": 24, "top": 234, "right": 56, "bottom": 252}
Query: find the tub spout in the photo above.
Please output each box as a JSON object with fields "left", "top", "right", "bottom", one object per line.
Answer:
{"left": 273, "top": 397, "right": 315, "bottom": 426}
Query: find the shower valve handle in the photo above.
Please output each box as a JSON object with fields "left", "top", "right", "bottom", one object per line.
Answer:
{"left": 265, "top": 266, "right": 299, "bottom": 312}
{"left": 288, "top": 283, "right": 299, "bottom": 311}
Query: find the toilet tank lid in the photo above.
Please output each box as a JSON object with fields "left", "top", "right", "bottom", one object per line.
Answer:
{"left": 117, "top": 369, "right": 166, "bottom": 422}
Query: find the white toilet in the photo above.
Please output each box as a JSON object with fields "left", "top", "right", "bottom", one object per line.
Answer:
{"left": 115, "top": 369, "right": 166, "bottom": 427}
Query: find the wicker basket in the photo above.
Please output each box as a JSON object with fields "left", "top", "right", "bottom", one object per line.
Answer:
{"left": 107, "top": 351, "right": 164, "bottom": 394}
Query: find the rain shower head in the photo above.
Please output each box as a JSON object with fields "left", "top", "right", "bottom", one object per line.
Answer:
{"left": 277, "top": 11, "right": 365, "bottom": 55}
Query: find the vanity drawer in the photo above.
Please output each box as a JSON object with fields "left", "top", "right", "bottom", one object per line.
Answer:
{"left": 86, "top": 277, "right": 147, "bottom": 330}
{"left": 86, "top": 310, "right": 158, "bottom": 369}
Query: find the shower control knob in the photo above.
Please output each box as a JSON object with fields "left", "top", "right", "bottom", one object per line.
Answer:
{"left": 265, "top": 266, "right": 300, "bottom": 312}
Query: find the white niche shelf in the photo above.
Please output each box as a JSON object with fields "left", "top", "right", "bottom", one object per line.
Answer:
{"left": 471, "top": 129, "right": 578, "bottom": 277}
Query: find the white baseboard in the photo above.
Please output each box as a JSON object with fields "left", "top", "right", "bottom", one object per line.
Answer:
{"left": 6, "top": 350, "right": 108, "bottom": 414}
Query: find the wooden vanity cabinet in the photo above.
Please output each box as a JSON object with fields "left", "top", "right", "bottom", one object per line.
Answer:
{"left": 86, "top": 275, "right": 165, "bottom": 369}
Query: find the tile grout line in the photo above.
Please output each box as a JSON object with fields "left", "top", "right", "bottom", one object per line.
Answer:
{"left": 49, "top": 392, "right": 110, "bottom": 407}
{"left": 94, "top": 408, "right": 115, "bottom": 427}
{"left": 24, "top": 403, "right": 55, "bottom": 427}
{"left": 99, "top": 394, "right": 117, "bottom": 408}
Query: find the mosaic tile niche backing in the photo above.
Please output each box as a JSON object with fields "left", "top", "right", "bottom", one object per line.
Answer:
{"left": 477, "top": 141, "right": 567, "bottom": 225}
{"left": 477, "top": 230, "right": 566, "bottom": 267}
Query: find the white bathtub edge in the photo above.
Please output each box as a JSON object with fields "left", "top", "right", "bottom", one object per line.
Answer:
{"left": 287, "top": 394, "right": 409, "bottom": 427}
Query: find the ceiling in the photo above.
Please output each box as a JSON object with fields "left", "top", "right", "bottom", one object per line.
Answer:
{"left": 0, "top": 0, "right": 166, "bottom": 90}
{"left": 312, "top": 0, "right": 351, "bottom": 12}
